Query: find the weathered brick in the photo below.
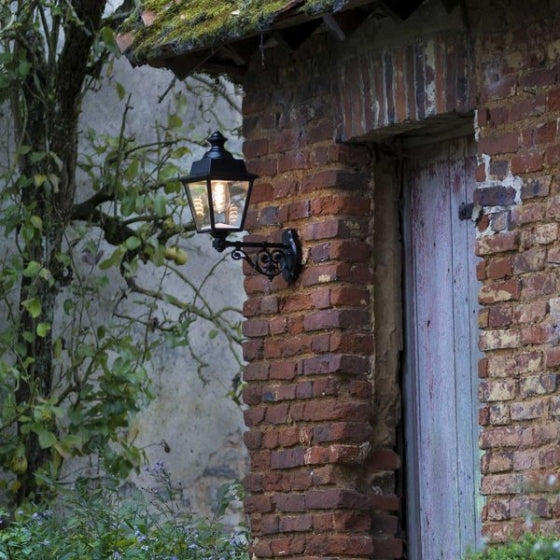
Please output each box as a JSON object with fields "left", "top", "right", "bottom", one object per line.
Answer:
{"left": 313, "top": 422, "right": 372, "bottom": 444}
{"left": 301, "top": 169, "right": 370, "bottom": 193}
{"left": 510, "top": 202, "right": 545, "bottom": 226}
{"left": 487, "top": 500, "right": 510, "bottom": 521}
{"left": 303, "top": 309, "right": 370, "bottom": 332}
{"left": 518, "top": 351, "right": 544, "bottom": 374}
{"left": 271, "top": 447, "right": 306, "bottom": 469}
{"left": 479, "top": 279, "right": 521, "bottom": 304}
{"left": 278, "top": 514, "right": 313, "bottom": 532}
{"left": 546, "top": 346, "right": 560, "bottom": 368}
{"left": 372, "top": 537, "right": 403, "bottom": 559}
{"left": 514, "top": 301, "right": 547, "bottom": 323}
{"left": 245, "top": 494, "right": 274, "bottom": 514}
{"left": 513, "top": 247, "right": 546, "bottom": 273}
{"left": 520, "top": 324, "right": 559, "bottom": 345}
{"left": 487, "top": 256, "right": 513, "bottom": 279}
{"left": 479, "top": 379, "right": 517, "bottom": 402}
{"left": 522, "top": 176, "right": 551, "bottom": 199}
{"left": 244, "top": 137, "right": 269, "bottom": 158}
{"left": 510, "top": 400, "right": 547, "bottom": 421}
{"left": 302, "top": 353, "right": 370, "bottom": 376}
{"left": 511, "top": 151, "right": 544, "bottom": 174}
{"left": 489, "top": 403, "right": 511, "bottom": 425}
{"left": 481, "top": 451, "right": 513, "bottom": 474}
{"left": 519, "top": 374, "right": 558, "bottom": 397}
{"left": 520, "top": 223, "right": 559, "bottom": 247}
{"left": 487, "top": 354, "right": 517, "bottom": 378}
{"left": 476, "top": 232, "right": 519, "bottom": 255}
{"left": 305, "top": 489, "right": 369, "bottom": 510}
{"left": 243, "top": 319, "right": 270, "bottom": 338}
{"left": 474, "top": 185, "right": 518, "bottom": 206}
{"left": 510, "top": 497, "right": 551, "bottom": 519}
{"left": 479, "top": 328, "right": 521, "bottom": 350}
{"left": 479, "top": 132, "right": 520, "bottom": 155}
{"left": 266, "top": 402, "right": 290, "bottom": 425}
{"left": 481, "top": 473, "right": 525, "bottom": 495}
{"left": 269, "top": 361, "right": 297, "bottom": 380}
{"left": 274, "top": 493, "right": 306, "bottom": 512}
{"left": 521, "top": 272, "right": 557, "bottom": 298}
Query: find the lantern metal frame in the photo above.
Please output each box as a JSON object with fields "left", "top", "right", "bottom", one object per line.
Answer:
{"left": 180, "top": 132, "right": 301, "bottom": 283}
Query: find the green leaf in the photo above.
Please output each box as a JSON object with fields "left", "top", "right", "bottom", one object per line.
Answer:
{"left": 168, "top": 114, "right": 183, "bottom": 129}
{"left": 116, "top": 81, "right": 126, "bottom": 100}
{"left": 23, "top": 261, "right": 41, "bottom": 277}
{"left": 39, "top": 267, "right": 54, "bottom": 287}
{"left": 22, "top": 298, "right": 41, "bottom": 318}
{"left": 100, "top": 26, "right": 120, "bottom": 56}
{"left": 48, "top": 173, "right": 60, "bottom": 192}
{"left": 99, "top": 246, "right": 126, "bottom": 269}
{"left": 36, "top": 429, "right": 57, "bottom": 449}
{"left": 21, "top": 224, "right": 35, "bottom": 241}
{"left": 164, "top": 180, "right": 181, "bottom": 194}
{"left": 29, "top": 150, "right": 46, "bottom": 163}
{"left": 153, "top": 194, "right": 167, "bottom": 217}
{"left": 36, "top": 323, "right": 51, "bottom": 338}
{"left": 30, "top": 215, "right": 43, "bottom": 230}
{"left": 53, "top": 338, "right": 62, "bottom": 359}
{"left": 22, "top": 331, "right": 34, "bottom": 343}
{"left": 170, "top": 146, "right": 191, "bottom": 159}
{"left": 48, "top": 152, "right": 63, "bottom": 171}
{"left": 56, "top": 252, "right": 72, "bottom": 267}
{"left": 125, "top": 235, "right": 141, "bottom": 251}
{"left": 63, "top": 298, "right": 74, "bottom": 315}
{"left": 124, "top": 159, "right": 139, "bottom": 181}
{"left": 33, "top": 174, "right": 47, "bottom": 187}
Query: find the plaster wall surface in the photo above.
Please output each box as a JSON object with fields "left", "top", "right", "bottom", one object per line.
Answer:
{"left": 0, "top": 49, "right": 247, "bottom": 518}
{"left": 81, "top": 59, "right": 247, "bottom": 518}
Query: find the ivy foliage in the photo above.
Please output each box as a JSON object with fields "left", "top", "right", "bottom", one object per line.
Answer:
{"left": 464, "top": 534, "right": 560, "bottom": 560}
{"left": 0, "top": 0, "right": 243, "bottom": 506}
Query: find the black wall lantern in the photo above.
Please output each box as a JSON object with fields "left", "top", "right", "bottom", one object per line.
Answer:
{"left": 180, "top": 131, "right": 301, "bottom": 282}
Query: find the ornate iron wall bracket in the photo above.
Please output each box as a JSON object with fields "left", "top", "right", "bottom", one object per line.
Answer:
{"left": 212, "top": 229, "right": 301, "bottom": 283}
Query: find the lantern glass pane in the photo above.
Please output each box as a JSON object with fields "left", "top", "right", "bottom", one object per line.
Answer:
{"left": 186, "top": 180, "right": 212, "bottom": 232}
{"left": 210, "top": 179, "right": 250, "bottom": 232}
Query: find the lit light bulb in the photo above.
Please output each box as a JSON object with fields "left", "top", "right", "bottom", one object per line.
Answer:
{"left": 193, "top": 196, "right": 205, "bottom": 218}
{"left": 212, "top": 182, "right": 228, "bottom": 214}
{"left": 228, "top": 204, "right": 239, "bottom": 225}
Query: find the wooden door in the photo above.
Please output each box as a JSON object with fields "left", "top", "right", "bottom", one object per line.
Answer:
{"left": 403, "top": 135, "right": 481, "bottom": 560}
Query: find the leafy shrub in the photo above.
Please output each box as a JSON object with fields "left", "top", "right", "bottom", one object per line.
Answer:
{"left": 0, "top": 471, "right": 248, "bottom": 560}
{"left": 464, "top": 533, "right": 560, "bottom": 560}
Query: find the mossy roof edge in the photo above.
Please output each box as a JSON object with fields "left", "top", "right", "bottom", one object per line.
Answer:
{"left": 122, "top": 0, "right": 355, "bottom": 64}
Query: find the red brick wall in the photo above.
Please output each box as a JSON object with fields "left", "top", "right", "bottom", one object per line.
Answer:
{"left": 241, "top": 37, "right": 394, "bottom": 558}
{"left": 471, "top": 0, "right": 560, "bottom": 544}
{"left": 239, "top": 0, "right": 560, "bottom": 557}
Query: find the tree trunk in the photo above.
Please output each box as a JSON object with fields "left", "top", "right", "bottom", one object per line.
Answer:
{"left": 11, "top": 0, "right": 106, "bottom": 503}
